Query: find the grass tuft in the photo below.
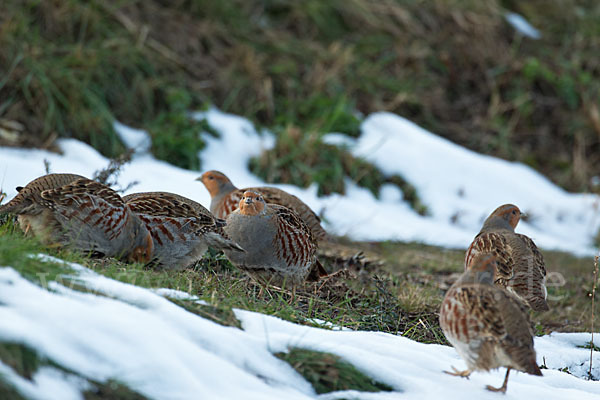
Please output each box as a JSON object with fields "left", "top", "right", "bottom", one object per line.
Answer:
{"left": 249, "top": 125, "right": 428, "bottom": 214}
{"left": 276, "top": 348, "right": 394, "bottom": 394}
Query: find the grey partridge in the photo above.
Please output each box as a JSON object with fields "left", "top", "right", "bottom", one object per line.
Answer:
{"left": 0, "top": 174, "right": 153, "bottom": 262}
{"left": 197, "top": 170, "right": 328, "bottom": 241}
{"left": 465, "top": 204, "right": 548, "bottom": 311}
{"left": 123, "top": 191, "right": 244, "bottom": 269}
{"left": 439, "top": 253, "right": 542, "bottom": 393}
{"left": 222, "top": 191, "right": 326, "bottom": 285}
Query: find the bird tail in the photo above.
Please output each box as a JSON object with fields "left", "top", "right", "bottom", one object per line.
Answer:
{"left": 524, "top": 357, "right": 543, "bottom": 376}
{"left": 528, "top": 297, "right": 550, "bottom": 312}
{"left": 306, "top": 259, "right": 328, "bottom": 282}
{"left": 205, "top": 232, "right": 245, "bottom": 253}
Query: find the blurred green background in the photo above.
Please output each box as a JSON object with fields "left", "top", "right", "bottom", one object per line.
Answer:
{"left": 1, "top": 0, "right": 598, "bottom": 198}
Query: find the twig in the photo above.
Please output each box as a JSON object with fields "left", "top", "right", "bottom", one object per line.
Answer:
{"left": 590, "top": 255, "right": 598, "bottom": 379}
{"left": 92, "top": 149, "right": 138, "bottom": 193}
{"left": 43, "top": 159, "right": 51, "bottom": 174}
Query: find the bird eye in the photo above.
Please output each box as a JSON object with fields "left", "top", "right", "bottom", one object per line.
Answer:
{"left": 512, "top": 210, "right": 516, "bottom": 215}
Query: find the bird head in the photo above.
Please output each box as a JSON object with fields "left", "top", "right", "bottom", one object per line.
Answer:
{"left": 129, "top": 232, "right": 154, "bottom": 264}
{"left": 484, "top": 204, "right": 521, "bottom": 231}
{"left": 239, "top": 191, "right": 266, "bottom": 216}
{"left": 196, "top": 170, "right": 233, "bottom": 198}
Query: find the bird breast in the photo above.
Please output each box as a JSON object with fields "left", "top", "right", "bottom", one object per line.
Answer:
{"left": 224, "top": 212, "right": 277, "bottom": 264}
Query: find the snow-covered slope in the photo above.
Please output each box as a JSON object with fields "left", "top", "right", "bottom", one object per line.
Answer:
{"left": 0, "top": 108, "right": 598, "bottom": 255}
{"left": 0, "top": 259, "right": 598, "bottom": 400}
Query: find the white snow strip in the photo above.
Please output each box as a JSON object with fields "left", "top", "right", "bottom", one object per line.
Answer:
{"left": 0, "top": 260, "right": 598, "bottom": 400}
{"left": 1, "top": 108, "right": 598, "bottom": 255}
{"left": 0, "top": 362, "right": 86, "bottom": 400}
{"left": 505, "top": 12, "right": 541, "bottom": 39}
{"left": 114, "top": 121, "right": 152, "bottom": 155}
{"left": 0, "top": 265, "right": 314, "bottom": 400}
{"left": 235, "top": 309, "right": 600, "bottom": 400}
{"left": 324, "top": 113, "right": 600, "bottom": 255}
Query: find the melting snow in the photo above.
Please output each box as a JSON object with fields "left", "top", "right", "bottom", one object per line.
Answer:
{"left": 0, "top": 261, "right": 598, "bottom": 399}
{"left": 505, "top": 12, "right": 542, "bottom": 39}
{"left": 0, "top": 108, "right": 598, "bottom": 256}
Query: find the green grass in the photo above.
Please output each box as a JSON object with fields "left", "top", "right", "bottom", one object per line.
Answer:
{"left": 276, "top": 348, "right": 394, "bottom": 394}
{"left": 248, "top": 124, "right": 427, "bottom": 213}
{"left": 0, "top": 341, "right": 148, "bottom": 400}
{"left": 0, "top": 217, "right": 598, "bottom": 395}
{"left": 1, "top": 0, "right": 599, "bottom": 192}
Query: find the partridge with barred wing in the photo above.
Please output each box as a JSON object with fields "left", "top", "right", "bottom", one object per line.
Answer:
{"left": 123, "top": 191, "right": 244, "bottom": 269}
{"left": 222, "top": 191, "right": 326, "bottom": 284}
{"left": 465, "top": 204, "right": 548, "bottom": 311}
{"left": 440, "top": 253, "right": 542, "bottom": 393}
{"left": 197, "top": 170, "right": 327, "bottom": 241}
{"left": 0, "top": 174, "right": 153, "bottom": 262}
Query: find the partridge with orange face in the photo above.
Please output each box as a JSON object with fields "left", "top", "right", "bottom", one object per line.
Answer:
{"left": 0, "top": 174, "right": 153, "bottom": 262}
{"left": 440, "top": 253, "right": 542, "bottom": 393}
{"left": 197, "top": 170, "right": 327, "bottom": 241}
{"left": 123, "top": 191, "right": 244, "bottom": 269}
{"left": 465, "top": 204, "right": 548, "bottom": 311}
{"left": 222, "top": 191, "right": 326, "bottom": 284}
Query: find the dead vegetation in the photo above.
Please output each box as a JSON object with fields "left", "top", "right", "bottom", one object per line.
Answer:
{"left": 1, "top": 0, "right": 598, "bottom": 192}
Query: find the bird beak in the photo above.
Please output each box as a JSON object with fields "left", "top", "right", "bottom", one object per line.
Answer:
{"left": 244, "top": 197, "right": 252, "bottom": 205}
{"left": 194, "top": 176, "right": 203, "bottom": 182}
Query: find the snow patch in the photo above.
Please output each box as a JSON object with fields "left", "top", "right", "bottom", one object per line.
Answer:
{"left": 1, "top": 108, "right": 599, "bottom": 256}
{"left": 0, "top": 260, "right": 598, "bottom": 399}
{"left": 505, "top": 12, "right": 541, "bottom": 39}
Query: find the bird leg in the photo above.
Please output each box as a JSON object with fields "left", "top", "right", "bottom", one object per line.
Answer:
{"left": 486, "top": 368, "right": 511, "bottom": 393}
{"left": 444, "top": 366, "right": 471, "bottom": 378}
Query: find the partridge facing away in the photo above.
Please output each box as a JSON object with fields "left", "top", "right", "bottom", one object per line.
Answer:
{"left": 222, "top": 191, "right": 326, "bottom": 285}
{"left": 439, "top": 253, "right": 542, "bottom": 393}
{"left": 197, "top": 170, "right": 328, "bottom": 241}
{"left": 465, "top": 204, "right": 548, "bottom": 311}
{"left": 123, "top": 191, "right": 244, "bottom": 269}
{"left": 0, "top": 174, "right": 153, "bottom": 262}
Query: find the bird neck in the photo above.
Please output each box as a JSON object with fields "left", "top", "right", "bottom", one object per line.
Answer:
{"left": 481, "top": 216, "right": 514, "bottom": 233}
{"left": 212, "top": 181, "right": 237, "bottom": 204}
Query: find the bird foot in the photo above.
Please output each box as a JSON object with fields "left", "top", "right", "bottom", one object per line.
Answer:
{"left": 444, "top": 366, "right": 471, "bottom": 379}
{"left": 485, "top": 384, "right": 507, "bottom": 393}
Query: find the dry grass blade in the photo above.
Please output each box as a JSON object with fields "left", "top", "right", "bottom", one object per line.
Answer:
{"left": 590, "top": 255, "right": 598, "bottom": 379}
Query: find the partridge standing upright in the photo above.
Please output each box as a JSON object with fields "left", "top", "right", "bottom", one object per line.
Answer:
{"left": 465, "top": 204, "right": 548, "bottom": 311}
{"left": 0, "top": 174, "right": 153, "bottom": 262}
{"left": 123, "top": 191, "right": 244, "bottom": 269}
{"left": 197, "top": 170, "right": 328, "bottom": 241}
{"left": 222, "top": 191, "right": 326, "bottom": 284}
{"left": 439, "top": 253, "right": 542, "bottom": 393}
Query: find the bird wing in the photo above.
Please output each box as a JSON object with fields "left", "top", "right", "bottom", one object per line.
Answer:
{"left": 257, "top": 187, "right": 322, "bottom": 222}
{"left": 39, "top": 178, "right": 130, "bottom": 241}
{"left": 515, "top": 233, "right": 547, "bottom": 277}
{"left": 124, "top": 192, "right": 203, "bottom": 219}
{"left": 0, "top": 173, "right": 85, "bottom": 214}
{"left": 465, "top": 232, "right": 515, "bottom": 286}
{"left": 271, "top": 204, "right": 314, "bottom": 240}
